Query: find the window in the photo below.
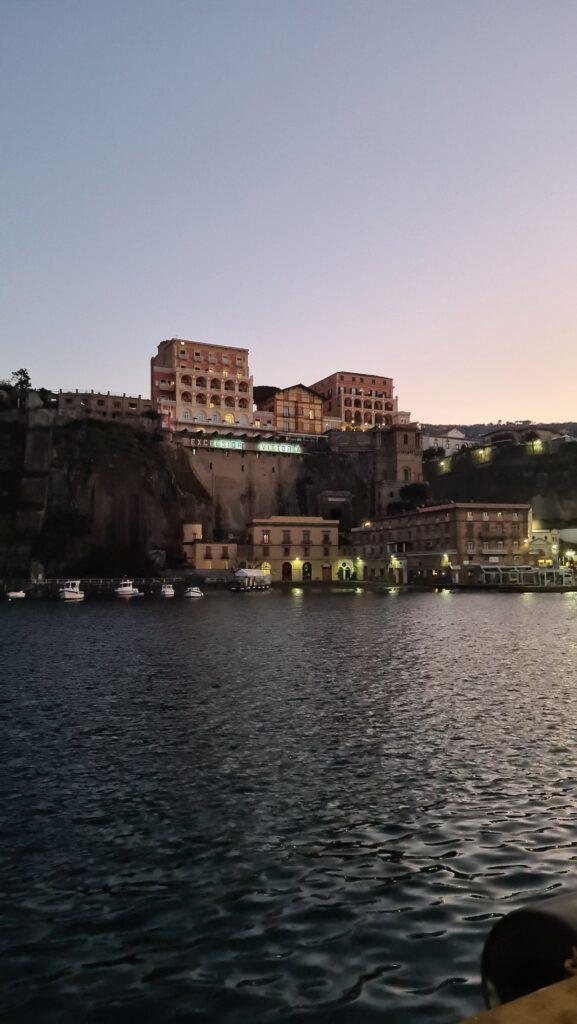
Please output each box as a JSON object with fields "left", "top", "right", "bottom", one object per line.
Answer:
{"left": 205, "top": 546, "right": 212, "bottom": 558}
{"left": 309, "top": 409, "right": 314, "bottom": 419}
{"left": 323, "top": 532, "right": 331, "bottom": 545}
{"left": 303, "top": 530, "right": 311, "bottom": 543}
{"left": 129, "top": 402, "right": 137, "bottom": 409}
{"left": 482, "top": 512, "right": 489, "bottom": 520}
{"left": 194, "top": 351, "right": 201, "bottom": 359}
{"left": 466, "top": 511, "right": 473, "bottom": 520}
{"left": 323, "top": 547, "right": 330, "bottom": 557}
{"left": 403, "top": 433, "right": 408, "bottom": 445}
{"left": 263, "top": 530, "right": 270, "bottom": 544}
{"left": 283, "top": 406, "right": 289, "bottom": 417}
{"left": 467, "top": 542, "right": 474, "bottom": 552}
{"left": 283, "top": 546, "right": 290, "bottom": 557}
{"left": 97, "top": 399, "right": 105, "bottom": 406}
{"left": 512, "top": 511, "right": 518, "bottom": 519}
{"left": 339, "top": 374, "right": 344, "bottom": 381}
{"left": 222, "top": 356, "right": 229, "bottom": 364}
{"left": 282, "top": 531, "right": 291, "bottom": 543}
{"left": 236, "top": 356, "right": 243, "bottom": 365}
{"left": 179, "top": 350, "right": 186, "bottom": 358}
{"left": 208, "top": 352, "right": 216, "bottom": 363}
{"left": 221, "top": 547, "right": 228, "bottom": 558}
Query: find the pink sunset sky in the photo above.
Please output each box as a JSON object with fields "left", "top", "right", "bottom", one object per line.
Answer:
{"left": 2, "top": 0, "right": 577, "bottom": 423}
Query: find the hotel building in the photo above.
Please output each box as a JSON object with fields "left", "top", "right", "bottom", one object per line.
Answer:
{"left": 309, "top": 370, "right": 398, "bottom": 429}
{"left": 351, "top": 503, "right": 532, "bottom": 584}
{"left": 253, "top": 384, "right": 324, "bottom": 435}
{"left": 151, "top": 338, "right": 254, "bottom": 430}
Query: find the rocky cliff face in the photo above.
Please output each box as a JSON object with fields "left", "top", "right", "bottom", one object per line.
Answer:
{"left": 0, "top": 411, "right": 210, "bottom": 576}
{"left": 426, "top": 444, "right": 577, "bottom": 525}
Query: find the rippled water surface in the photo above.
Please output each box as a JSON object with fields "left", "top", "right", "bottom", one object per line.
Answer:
{"left": 2, "top": 589, "right": 577, "bottom": 1023}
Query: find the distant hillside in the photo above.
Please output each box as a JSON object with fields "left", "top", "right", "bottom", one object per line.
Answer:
{"left": 422, "top": 422, "right": 577, "bottom": 439}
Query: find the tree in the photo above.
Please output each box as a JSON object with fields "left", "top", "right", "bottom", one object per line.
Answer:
{"left": 399, "top": 482, "right": 428, "bottom": 508}
{"left": 11, "top": 368, "right": 31, "bottom": 407}
{"left": 423, "top": 446, "right": 445, "bottom": 462}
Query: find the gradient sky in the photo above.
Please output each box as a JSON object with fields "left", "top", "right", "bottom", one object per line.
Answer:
{"left": 2, "top": 0, "right": 577, "bottom": 423}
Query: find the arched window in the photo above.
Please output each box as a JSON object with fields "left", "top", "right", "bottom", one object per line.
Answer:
{"left": 224, "top": 380, "right": 235, "bottom": 391}
{"left": 344, "top": 409, "right": 352, "bottom": 423}
{"left": 238, "top": 398, "right": 248, "bottom": 409}
{"left": 181, "top": 409, "right": 191, "bottom": 421}
{"left": 403, "top": 467, "right": 411, "bottom": 482}
{"left": 181, "top": 391, "right": 192, "bottom": 403}
{"left": 210, "top": 378, "right": 220, "bottom": 390}
{"left": 238, "top": 413, "right": 248, "bottom": 425}
{"left": 375, "top": 413, "right": 383, "bottom": 425}
{"left": 354, "top": 411, "right": 362, "bottom": 425}
{"left": 196, "top": 377, "right": 207, "bottom": 389}
{"left": 364, "top": 411, "right": 372, "bottom": 423}
{"left": 344, "top": 397, "right": 352, "bottom": 407}
{"left": 385, "top": 402, "right": 393, "bottom": 411}
{"left": 224, "top": 413, "right": 234, "bottom": 424}
{"left": 224, "top": 395, "right": 235, "bottom": 408}
{"left": 354, "top": 399, "right": 362, "bottom": 408}
{"left": 363, "top": 400, "right": 372, "bottom": 409}
{"left": 196, "top": 392, "right": 206, "bottom": 405}
{"left": 210, "top": 394, "right": 221, "bottom": 407}
{"left": 238, "top": 380, "right": 248, "bottom": 393}
{"left": 181, "top": 374, "right": 192, "bottom": 387}
{"left": 385, "top": 415, "right": 392, "bottom": 426}
{"left": 302, "top": 561, "right": 312, "bottom": 580}
{"left": 210, "top": 412, "right": 221, "bottom": 423}
{"left": 195, "top": 410, "right": 207, "bottom": 422}
{"left": 374, "top": 401, "right": 382, "bottom": 410}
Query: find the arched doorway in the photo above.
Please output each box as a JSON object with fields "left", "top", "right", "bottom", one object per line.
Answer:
{"left": 302, "top": 561, "right": 312, "bottom": 580}
{"left": 337, "top": 562, "right": 351, "bottom": 581}
{"left": 282, "top": 561, "right": 292, "bottom": 581}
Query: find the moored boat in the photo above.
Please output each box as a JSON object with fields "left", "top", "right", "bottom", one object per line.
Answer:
{"left": 160, "top": 583, "right": 175, "bottom": 598}
{"left": 7, "top": 590, "right": 26, "bottom": 600}
{"left": 230, "top": 569, "right": 271, "bottom": 592}
{"left": 59, "top": 580, "right": 85, "bottom": 601}
{"left": 184, "top": 586, "right": 204, "bottom": 599}
{"left": 115, "top": 578, "right": 143, "bottom": 598}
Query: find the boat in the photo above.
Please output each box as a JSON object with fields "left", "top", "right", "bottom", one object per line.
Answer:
{"left": 160, "top": 583, "right": 175, "bottom": 598}
{"left": 59, "top": 580, "right": 85, "bottom": 601}
{"left": 7, "top": 590, "right": 26, "bottom": 600}
{"left": 230, "top": 568, "right": 272, "bottom": 592}
{"left": 184, "top": 586, "right": 204, "bottom": 599}
{"left": 115, "top": 578, "right": 143, "bottom": 598}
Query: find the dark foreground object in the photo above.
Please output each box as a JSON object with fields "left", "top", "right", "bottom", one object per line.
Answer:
{"left": 482, "top": 890, "right": 577, "bottom": 1007}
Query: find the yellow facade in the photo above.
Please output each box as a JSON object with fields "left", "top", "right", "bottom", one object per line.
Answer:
{"left": 248, "top": 516, "right": 339, "bottom": 581}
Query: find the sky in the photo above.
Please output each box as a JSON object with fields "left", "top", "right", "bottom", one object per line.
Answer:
{"left": 1, "top": 0, "right": 577, "bottom": 423}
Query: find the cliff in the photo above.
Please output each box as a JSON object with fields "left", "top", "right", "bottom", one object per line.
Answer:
{"left": 426, "top": 443, "right": 577, "bottom": 525}
{"left": 0, "top": 412, "right": 210, "bottom": 576}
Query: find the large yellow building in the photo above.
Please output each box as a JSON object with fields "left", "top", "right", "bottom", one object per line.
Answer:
{"left": 248, "top": 516, "right": 339, "bottom": 581}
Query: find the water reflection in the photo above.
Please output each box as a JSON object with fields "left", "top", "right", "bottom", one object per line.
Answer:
{"left": 1, "top": 591, "right": 576, "bottom": 1023}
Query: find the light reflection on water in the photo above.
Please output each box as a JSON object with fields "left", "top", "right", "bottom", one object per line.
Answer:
{"left": 1, "top": 589, "right": 577, "bottom": 1023}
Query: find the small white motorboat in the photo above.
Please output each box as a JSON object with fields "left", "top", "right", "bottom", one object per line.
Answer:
{"left": 59, "top": 580, "right": 85, "bottom": 601}
{"left": 7, "top": 590, "right": 26, "bottom": 600}
{"left": 184, "top": 586, "right": 204, "bottom": 599}
{"left": 115, "top": 578, "right": 143, "bottom": 598}
{"left": 160, "top": 583, "right": 175, "bottom": 598}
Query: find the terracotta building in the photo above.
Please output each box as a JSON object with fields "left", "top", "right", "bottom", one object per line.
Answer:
{"left": 58, "top": 390, "right": 152, "bottom": 420}
{"left": 151, "top": 338, "right": 253, "bottom": 430}
{"left": 351, "top": 502, "right": 532, "bottom": 584}
{"left": 309, "top": 370, "right": 398, "bottom": 428}
{"left": 253, "top": 384, "right": 324, "bottom": 435}
{"left": 247, "top": 515, "right": 339, "bottom": 581}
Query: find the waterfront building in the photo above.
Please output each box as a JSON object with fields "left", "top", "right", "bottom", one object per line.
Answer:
{"left": 351, "top": 502, "right": 532, "bottom": 584}
{"left": 151, "top": 338, "right": 254, "bottom": 431}
{"left": 58, "top": 390, "right": 152, "bottom": 420}
{"left": 309, "top": 370, "right": 398, "bottom": 429}
{"left": 253, "top": 384, "right": 324, "bottom": 435}
{"left": 527, "top": 528, "right": 560, "bottom": 566}
{"left": 421, "top": 427, "right": 474, "bottom": 455}
{"left": 247, "top": 515, "right": 339, "bottom": 581}
{"left": 182, "top": 521, "right": 238, "bottom": 570}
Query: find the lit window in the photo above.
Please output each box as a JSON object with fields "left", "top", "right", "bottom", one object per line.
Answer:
{"left": 482, "top": 512, "right": 489, "bottom": 520}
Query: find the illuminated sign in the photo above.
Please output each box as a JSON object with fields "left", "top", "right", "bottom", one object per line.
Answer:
{"left": 257, "top": 441, "right": 302, "bottom": 455}
{"left": 210, "top": 439, "right": 246, "bottom": 451}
